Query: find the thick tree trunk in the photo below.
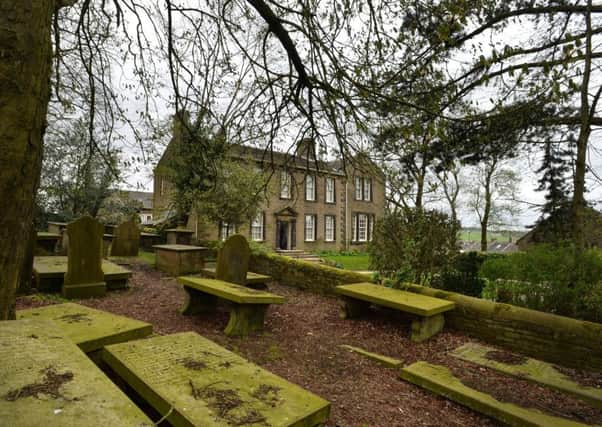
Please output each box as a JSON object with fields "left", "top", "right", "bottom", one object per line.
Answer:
{"left": 480, "top": 170, "right": 493, "bottom": 252}
{"left": 0, "top": 1, "right": 56, "bottom": 319}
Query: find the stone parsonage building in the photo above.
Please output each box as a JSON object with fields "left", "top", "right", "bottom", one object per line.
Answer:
{"left": 153, "top": 121, "right": 385, "bottom": 252}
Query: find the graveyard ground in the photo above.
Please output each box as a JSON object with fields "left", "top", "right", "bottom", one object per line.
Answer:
{"left": 16, "top": 260, "right": 602, "bottom": 426}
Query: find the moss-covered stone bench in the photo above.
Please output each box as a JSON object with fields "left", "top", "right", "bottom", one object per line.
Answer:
{"left": 17, "top": 303, "right": 152, "bottom": 362}
{"left": 178, "top": 276, "right": 285, "bottom": 336}
{"left": 102, "top": 332, "right": 330, "bottom": 426}
{"left": 336, "top": 282, "right": 455, "bottom": 342}
{"left": 32, "top": 256, "right": 132, "bottom": 291}
{"left": 0, "top": 319, "right": 151, "bottom": 426}
{"left": 200, "top": 267, "right": 272, "bottom": 289}
{"left": 154, "top": 244, "right": 207, "bottom": 276}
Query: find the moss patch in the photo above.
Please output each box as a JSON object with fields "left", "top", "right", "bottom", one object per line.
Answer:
{"left": 5, "top": 367, "right": 74, "bottom": 401}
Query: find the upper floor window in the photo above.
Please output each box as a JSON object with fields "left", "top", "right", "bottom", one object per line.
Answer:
{"left": 354, "top": 176, "right": 372, "bottom": 201}
{"left": 251, "top": 212, "right": 264, "bottom": 242}
{"left": 325, "top": 215, "right": 335, "bottom": 242}
{"left": 304, "top": 214, "right": 316, "bottom": 241}
{"left": 325, "top": 177, "right": 335, "bottom": 203}
{"left": 280, "top": 171, "right": 292, "bottom": 199}
{"left": 305, "top": 175, "right": 316, "bottom": 201}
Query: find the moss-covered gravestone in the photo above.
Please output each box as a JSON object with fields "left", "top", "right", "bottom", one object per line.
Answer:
{"left": 62, "top": 216, "right": 106, "bottom": 299}
{"left": 111, "top": 220, "right": 140, "bottom": 256}
{"left": 215, "top": 235, "right": 250, "bottom": 286}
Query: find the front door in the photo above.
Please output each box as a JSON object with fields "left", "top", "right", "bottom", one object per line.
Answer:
{"left": 277, "top": 221, "right": 289, "bottom": 250}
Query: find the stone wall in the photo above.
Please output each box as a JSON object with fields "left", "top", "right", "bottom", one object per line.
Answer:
{"left": 250, "top": 252, "right": 602, "bottom": 371}
{"left": 250, "top": 252, "right": 370, "bottom": 294}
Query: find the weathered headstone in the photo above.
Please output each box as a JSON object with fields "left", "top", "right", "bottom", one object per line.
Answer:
{"left": 63, "top": 216, "right": 106, "bottom": 299}
{"left": 215, "top": 234, "right": 250, "bottom": 286}
{"left": 110, "top": 220, "right": 140, "bottom": 256}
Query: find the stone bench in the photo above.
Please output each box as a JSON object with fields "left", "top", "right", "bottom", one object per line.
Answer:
{"left": 178, "top": 276, "right": 285, "bottom": 336}
{"left": 32, "top": 256, "right": 132, "bottom": 292}
{"left": 200, "top": 267, "right": 272, "bottom": 289}
{"left": 102, "top": 331, "right": 330, "bottom": 426}
{"left": 154, "top": 244, "right": 207, "bottom": 275}
{"left": 336, "top": 282, "right": 455, "bottom": 342}
{"left": 0, "top": 319, "right": 151, "bottom": 426}
{"left": 17, "top": 303, "right": 152, "bottom": 361}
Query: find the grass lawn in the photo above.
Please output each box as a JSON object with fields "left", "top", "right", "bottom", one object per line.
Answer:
{"left": 318, "top": 253, "right": 372, "bottom": 271}
{"left": 137, "top": 251, "right": 155, "bottom": 266}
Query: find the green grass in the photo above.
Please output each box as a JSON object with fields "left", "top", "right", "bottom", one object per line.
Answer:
{"left": 318, "top": 253, "right": 372, "bottom": 271}
{"left": 137, "top": 251, "right": 156, "bottom": 266}
{"left": 459, "top": 229, "right": 524, "bottom": 243}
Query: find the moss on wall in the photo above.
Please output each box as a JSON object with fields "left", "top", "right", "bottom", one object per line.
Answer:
{"left": 250, "top": 252, "right": 602, "bottom": 371}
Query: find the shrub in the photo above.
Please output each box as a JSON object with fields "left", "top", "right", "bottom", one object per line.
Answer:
{"left": 479, "top": 244, "right": 602, "bottom": 321}
{"left": 369, "top": 208, "right": 459, "bottom": 284}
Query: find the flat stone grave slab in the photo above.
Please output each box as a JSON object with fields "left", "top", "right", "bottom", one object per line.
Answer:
{"left": 154, "top": 244, "right": 207, "bottom": 276}
{"left": 0, "top": 319, "right": 152, "bottom": 427}
{"left": 140, "top": 232, "right": 161, "bottom": 251}
{"left": 17, "top": 303, "right": 152, "bottom": 354}
{"left": 339, "top": 344, "right": 403, "bottom": 368}
{"left": 452, "top": 342, "right": 602, "bottom": 409}
{"left": 102, "top": 331, "right": 330, "bottom": 427}
{"left": 201, "top": 267, "right": 271, "bottom": 289}
{"left": 336, "top": 283, "right": 455, "bottom": 342}
{"left": 33, "top": 256, "right": 132, "bottom": 291}
{"left": 178, "top": 277, "right": 285, "bottom": 336}
{"left": 400, "top": 361, "right": 589, "bottom": 427}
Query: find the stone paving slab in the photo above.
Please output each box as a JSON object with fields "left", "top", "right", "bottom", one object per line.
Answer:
{"left": 340, "top": 345, "right": 403, "bottom": 368}
{"left": 17, "top": 303, "right": 152, "bottom": 354}
{"left": 33, "top": 256, "right": 132, "bottom": 290}
{"left": 400, "top": 361, "right": 590, "bottom": 427}
{"left": 103, "top": 332, "right": 330, "bottom": 427}
{"left": 153, "top": 244, "right": 207, "bottom": 251}
{"left": 178, "top": 276, "right": 285, "bottom": 305}
{"left": 0, "top": 319, "right": 151, "bottom": 427}
{"left": 201, "top": 267, "right": 271, "bottom": 287}
{"left": 336, "top": 283, "right": 455, "bottom": 316}
{"left": 452, "top": 342, "right": 602, "bottom": 409}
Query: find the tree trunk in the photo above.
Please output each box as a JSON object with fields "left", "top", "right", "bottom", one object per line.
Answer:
{"left": 480, "top": 169, "right": 493, "bottom": 252}
{"left": 0, "top": 1, "right": 56, "bottom": 319}
{"left": 573, "top": 0, "right": 593, "bottom": 250}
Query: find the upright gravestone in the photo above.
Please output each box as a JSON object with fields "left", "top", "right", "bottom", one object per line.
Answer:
{"left": 111, "top": 220, "right": 140, "bottom": 256}
{"left": 62, "top": 216, "right": 106, "bottom": 299}
{"left": 215, "top": 234, "right": 250, "bottom": 286}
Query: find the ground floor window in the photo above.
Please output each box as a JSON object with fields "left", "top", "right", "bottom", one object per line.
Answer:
{"left": 304, "top": 214, "right": 316, "bottom": 241}
{"left": 251, "top": 212, "right": 265, "bottom": 241}
{"left": 325, "top": 215, "right": 335, "bottom": 242}
{"left": 220, "top": 222, "right": 236, "bottom": 241}
{"left": 352, "top": 213, "right": 375, "bottom": 243}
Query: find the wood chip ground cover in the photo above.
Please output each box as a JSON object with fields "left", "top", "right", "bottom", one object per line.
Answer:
{"left": 16, "top": 262, "right": 601, "bottom": 426}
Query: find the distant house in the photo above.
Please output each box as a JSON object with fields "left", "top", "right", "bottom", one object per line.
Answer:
{"left": 517, "top": 206, "right": 602, "bottom": 249}
{"left": 123, "top": 191, "right": 154, "bottom": 225}
{"left": 153, "top": 115, "right": 386, "bottom": 251}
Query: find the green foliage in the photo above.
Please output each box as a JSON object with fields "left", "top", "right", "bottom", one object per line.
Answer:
{"left": 368, "top": 208, "right": 459, "bottom": 284}
{"left": 479, "top": 245, "right": 602, "bottom": 322}
{"left": 431, "top": 251, "right": 498, "bottom": 297}
{"left": 96, "top": 191, "right": 143, "bottom": 225}
{"left": 38, "top": 117, "right": 119, "bottom": 221}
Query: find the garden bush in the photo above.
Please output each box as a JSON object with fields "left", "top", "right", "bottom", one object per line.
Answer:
{"left": 369, "top": 208, "right": 459, "bottom": 284}
{"left": 479, "top": 244, "right": 602, "bottom": 322}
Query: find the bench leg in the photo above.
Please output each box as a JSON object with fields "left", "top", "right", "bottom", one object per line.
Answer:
{"left": 339, "top": 297, "right": 370, "bottom": 319}
{"left": 180, "top": 287, "right": 218, "bottom": 315}
{"left": 410, "top": 314, "right": 445, "bottom": 342}
{"left": 224, "top": 304, "right": 268, "bottom": 337}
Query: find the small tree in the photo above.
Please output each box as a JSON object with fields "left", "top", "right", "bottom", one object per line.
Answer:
{"left": 369, "top": 208, "right": 459, "bottom": 284}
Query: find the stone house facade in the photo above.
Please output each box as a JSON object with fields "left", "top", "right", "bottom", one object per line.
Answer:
{"left": 153, "top": 122, "right": 385, "bottom": 252}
